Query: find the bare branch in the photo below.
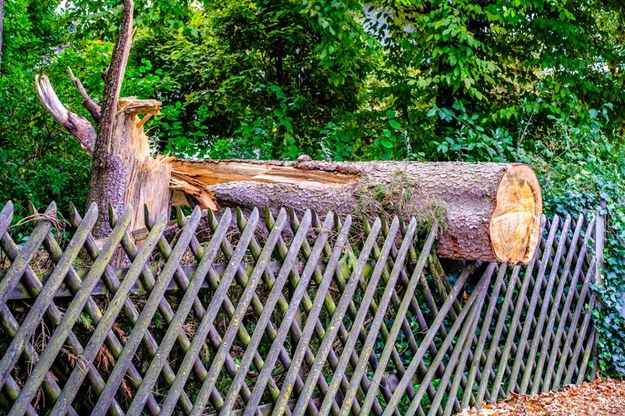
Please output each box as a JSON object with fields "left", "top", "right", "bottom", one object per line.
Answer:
{"left": 35, "top": 74, "right": 96, "bottom": 154}
{"left": 96, "top": 0, "right": 134, "bottom": 155}
{"left": 67, "top": 67, "right": 101, "bottom": 122}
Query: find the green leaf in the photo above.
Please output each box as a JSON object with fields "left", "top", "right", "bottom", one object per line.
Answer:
{"left": 389, "top": 119, "right": 401, "bottom": 129}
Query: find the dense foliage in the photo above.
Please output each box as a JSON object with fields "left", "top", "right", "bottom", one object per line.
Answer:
{"left": 0, "top": 0, "right": 624, "bottom": 373}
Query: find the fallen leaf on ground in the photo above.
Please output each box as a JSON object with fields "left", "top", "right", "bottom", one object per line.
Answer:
{"left": 456, "top": 378, "right": 625, "bottom": 416}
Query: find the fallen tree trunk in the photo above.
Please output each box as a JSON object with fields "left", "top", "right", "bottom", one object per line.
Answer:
{"left": 36, "top": 70, "right": 542, "bottom": 264}
{"left": 34, "top": 0, "right": 542, "bottom": 265}
{"left": 170, "top": 159, "right": 542, "bottom": 264}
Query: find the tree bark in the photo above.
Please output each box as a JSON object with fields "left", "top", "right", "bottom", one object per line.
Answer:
{"left": 170, "top": 159, "right": 542, "bottom": 264}
{"left": 83, "top": 0, "right": 171, "bottom": 236}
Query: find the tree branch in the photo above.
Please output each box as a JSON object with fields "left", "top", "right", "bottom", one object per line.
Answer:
{"left": 67, "top": 67, "right": 101, "bottom": 122}
{"left": 35, "top": 74, "right": 96, "bottom": 154}
{"left": 96, "top": 0, "right": 134, "bottom": 155}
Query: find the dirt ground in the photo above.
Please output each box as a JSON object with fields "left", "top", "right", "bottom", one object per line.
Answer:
{"left": 457, "top": 378, "right": 625, "bottom": 416}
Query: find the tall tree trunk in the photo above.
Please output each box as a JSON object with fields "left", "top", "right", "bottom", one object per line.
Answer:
{"left": 36, "top": 0, "right": 171, "bottom": 237}
{"left": 87, "top": 0, "right": 136, "bottom": 237}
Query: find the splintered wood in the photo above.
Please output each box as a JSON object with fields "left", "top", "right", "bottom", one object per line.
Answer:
{"left": 457, "top": 379, "right": 625, "bottom": 416}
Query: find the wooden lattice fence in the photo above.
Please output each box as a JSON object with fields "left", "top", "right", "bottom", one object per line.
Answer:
{"left": 0, "top": 201, "right": 599, "bottom": 415}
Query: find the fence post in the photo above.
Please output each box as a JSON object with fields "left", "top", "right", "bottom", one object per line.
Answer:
{"left": 591, "top": 200, "right": 606, "bottom": 381}
{"left": 595, "top": 200, "right": 606, "bottom": 288}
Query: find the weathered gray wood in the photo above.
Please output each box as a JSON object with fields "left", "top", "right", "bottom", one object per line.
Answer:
{"left": 220, "top": 210, "right": 314, "bottom": 413}
{"left": 489, "top": 216, "right": 557, "bottom": 402}
{"left": 402, "top": 269, "right": 490, "bottom": 416}
{"left": 69, "top": 204, "right": 188, "bottom": 414}
{"left": 2, "top": 261, "right": 299, "bottom": 300}
{"left": 565, "top": 291, "right": 596, "bottom": 385}
{"left": 190, "top": 210, "right": 288, "bottom": 416}
{"left": 90, "top": 207, "right": 200, "bottom": 415}
{"left": 125, "top": 209, "right": 231, "bottom": 414}
{"left": 243, "top": 213, "right": 342, "bottom": 413}
{"left": 518, "top": 215, "right": 571, "bottom": 394}
{"left": 529, "top": 214, "right": 585, "bottom": 395}
{"left": 595, "top": 209, "right": 605, "bottom": 287}
{"left": 157, "top": 209, "right": 260, "bottom": 415}
{"left": 316, "top": 217, "right": 400, "bottom": 416}
{"left": 369, "top": 263, "right": 474, "bottom": 414}
{"left": 460, "top": 263, "right": 506, "bottom": 410}
{"left": 507, "top": 215, "right": 562, "bottom": 395}
{"left": 437, "top": 286, "right": 484, "bottom": 416}
{"left": 0, "top": 202, "right": 55, "bottom": 314}
{"left": 338, "top": 219, "right": 422, "bottom": 416}
{"left": 134, "top": 207, "right": 231, "bottom": 411}
{"left": 542, "top": 229, "right": 595, "bottom": 392}
{"left": 362, "top": 217, "right": 437, "bottom": 413}
{"left": 0, "top": 221, "right": 125, "bottom": 416}
{"left": 270, "top": 216, "right": 354, "bottom": 416}
{"left": 6, "top": 206, "right": 132, "bottom": 416}
{"left": 222, "top": 208, "right": 315, "bottom": 411}
{"left": 0, "top": 306, "right": 73, "bottom": 416}
{"left": 290, "top": 219, "right": 381, "bottom": 416}
{"left": 0, "top": 202, "right": 599, "bottom": 415}
{"left": 551, "top": 259, "right": 596, "bottom": 390}
{"left": 50, "top": 210, "right": 167, "bottom": 415}
{"left": 0, "top": 203, "right": 97, "bottom": 397}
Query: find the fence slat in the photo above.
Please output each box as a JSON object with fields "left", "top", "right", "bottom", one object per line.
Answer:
{"left": 91, "top": 207, "right": 200, "bottom": 415}
{"left": 507, "top": 215, "right": 563, "bottom": 395}
{"left": 290, "top": 218, "right": 382, "bottom": 416}
{"left": 489, "top": 215, "right": 558, "bottom": 402}
{"left": 0, "top": 201, "right": 599, "bottom": 416}
{"left": 243, "top": 213, "right": 339, "bottom": 413}
{"left": 269, "top": 215, "right": 353, "bottom": 416}
{"left": 403, "top": 268, "right": 491, "bottom": 416}
{"left": 551, "top": 259, "right": 596, "bottom": 390}
{"left": 70, "top": 204, "right": 188, "bottom": 414}
{"left": 542, "top": 222, "right": 596, "bottom": 392}
{"left": 340, "top": 219, "right": 426, "bottom": 416}
{"left": 0, "top": 202, "right": 54, "bottom": 314}
{"left": 221, "top": 210, "right": 313, "bottom": 414}
{"left": 518, "top": 215, "right": 572, "bottom": 394}
{"left": 0, "top": 306, "right": 71, "bottom": 415}
{"left": 565, "top": 291, "right": 596, "bottom": 385}
{"left": 529, "top": 214, "right": 585, "bottom": 395}
{"left": 7, "top": 206, "right": 132, "bottom": 416}
{"left": 51, "top": 209, "right": 164, "bottom": 414}
{"left": 0, "top": 203, "right": 97, "bottom": 399}
{"left": 189, "top": 209, "right": 289, "bottom": 415}
{"left": 460, "top": 263, "right": 505, "bottom": 410}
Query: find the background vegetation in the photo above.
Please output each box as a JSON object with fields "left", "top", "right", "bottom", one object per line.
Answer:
{"left": 0, "top": 0, "right": 624, "bottom": 374}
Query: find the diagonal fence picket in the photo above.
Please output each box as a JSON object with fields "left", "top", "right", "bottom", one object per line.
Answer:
{"left": 0, "top": 200, "right": 600, "bottom": 415}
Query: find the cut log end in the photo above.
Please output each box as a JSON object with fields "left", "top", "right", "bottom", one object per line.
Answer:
{"left": 490, "top": 164, "right": 542, "bottom": 264}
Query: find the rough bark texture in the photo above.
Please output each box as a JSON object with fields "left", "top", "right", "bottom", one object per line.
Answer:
{"left": 170, "top": 159, "right": 542, "bottom": 264}
{"left": 88, "top": 98, "right": 167, "bottom": 234}
{"left": 87, "top": 0, "right": 136, "bottom": 237}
